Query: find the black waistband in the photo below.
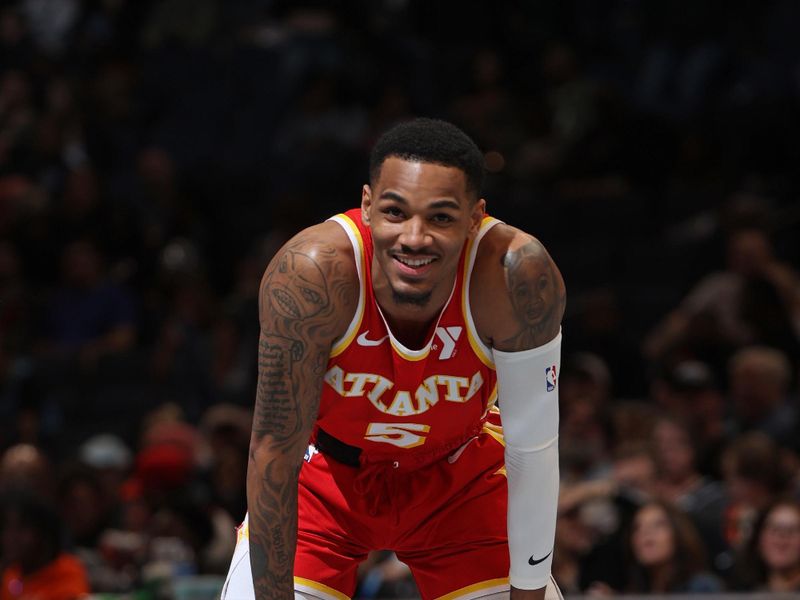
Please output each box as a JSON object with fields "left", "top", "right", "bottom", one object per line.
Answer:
{"left": 315, "top": 428, "right": 361, "bottom": 467}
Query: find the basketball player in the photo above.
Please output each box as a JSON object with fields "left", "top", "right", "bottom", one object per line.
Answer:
{"left": 222, "top": 119, "right": 565, "bottom": 599}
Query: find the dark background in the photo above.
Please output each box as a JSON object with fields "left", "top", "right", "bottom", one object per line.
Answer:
{"left": 1, "top": 0, "right": 799, "bottom": 597}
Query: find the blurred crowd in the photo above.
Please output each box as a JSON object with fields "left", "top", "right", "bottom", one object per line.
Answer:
{"left": 1, "top": 0, "right": 799, "bottom": 598}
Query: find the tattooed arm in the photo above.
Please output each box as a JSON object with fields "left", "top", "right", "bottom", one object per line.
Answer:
{"left": 247, "top": 222, "right": 357, "bottom": 599}
{"left": 472, "top": 226, "right": 566, "bottom": 600}
{"left": 472, "top": 225, "right": 565, "bottom": 352}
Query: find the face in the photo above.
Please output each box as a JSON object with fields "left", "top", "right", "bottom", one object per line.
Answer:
{"left": 362, "top": 157, "right": 484, "bottom": 310}
{"left": 505, "top": 248, "right": 558, "bottom": 328}
{"left": 631, "top": 504, "right": 675, "bottom": 567}
{"left": 556, "top": 510, "right": 595, "bottom": 555}
{"left": 727, "top": 229, "right": 772, "bottom": 276}
{"left": 1, "top": 510, "right": 38, "bottom": 565}
{"left": 613, "top": 454, "right": 657, "bottom": 497}
{"left": 654, "top": 420, "right": 694, "bottom": 479}
{"left": 759, "top": 504, "right": 800, "bottom": 571}
{"left": 730, "top": 360, "right": 782, "bottom": 420}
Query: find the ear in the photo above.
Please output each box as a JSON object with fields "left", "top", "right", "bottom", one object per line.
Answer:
{"left": 468, "top": 198, "right": 486, "bottom": 237}
{"left": 361, "top": 184, "right": 372, "bottom": 225}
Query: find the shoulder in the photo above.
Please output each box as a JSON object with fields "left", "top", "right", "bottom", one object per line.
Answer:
{"left": 276, "top": 219, "right": 355, "bottom": 261}
{"left": 471, "top": 222, "right": 566, "bottom": 352}
{"left": 259, "top": 220, "right": 359, "bottom": 339}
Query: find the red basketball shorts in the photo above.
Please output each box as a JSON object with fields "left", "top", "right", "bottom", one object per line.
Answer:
{"left": 294, "top": 420, "right": 510, "bottom": 599}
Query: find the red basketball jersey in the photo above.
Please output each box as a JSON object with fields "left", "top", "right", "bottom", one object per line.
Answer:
{"left": 316, "top": 208, "right": 501, "bottom": 467}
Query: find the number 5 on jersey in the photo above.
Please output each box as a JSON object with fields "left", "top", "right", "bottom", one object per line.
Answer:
{"left": 365, "top": 423, "right": 431, "bottom": 448}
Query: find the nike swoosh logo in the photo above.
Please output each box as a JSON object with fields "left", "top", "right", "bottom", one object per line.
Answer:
{"left": 356, "top": 331, "right": 389, "bottom": 347}
{"left": 528, "top": 550, "right": 552, "bottom": 566}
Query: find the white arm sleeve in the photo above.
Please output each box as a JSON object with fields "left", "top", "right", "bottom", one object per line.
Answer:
{"left": 493, "top": 331, "right": 561, "bottom": 590}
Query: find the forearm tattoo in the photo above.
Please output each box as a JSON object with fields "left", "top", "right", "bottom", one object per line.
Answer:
{"left": 500, "top": 241, "right": 565, "bottom": 350}
{"left": 248, "top": 241, "right": 355, "bottom": 599}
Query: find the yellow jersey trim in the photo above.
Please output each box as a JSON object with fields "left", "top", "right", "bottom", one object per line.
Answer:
{"left": 480, "top": 384, "right": 499, "bottom": 419}
{"left": 482, "top": 416, "right": 505, "bottom": 448}
{"left": 328, "top": 214, "right": 366, "bottom": 358}
{"left": 435, "top": 577, "right": 510, "bottom": 600}
{"left": 235, "top": 519, "right": 249, "bottom": 544}
{"left": 388, "top": 336, "right": 431, "bottom": 361}
{"left": 293, "top": 577, "right": 350, "bottom": 600}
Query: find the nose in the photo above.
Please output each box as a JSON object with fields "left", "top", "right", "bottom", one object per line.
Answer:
{"left": 398, "top": 216, "right": 431, "bottom": 251}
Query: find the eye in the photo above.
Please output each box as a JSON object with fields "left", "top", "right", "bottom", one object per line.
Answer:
{"left": 382, "top": 206, "right": 404, "bottom": 220}
{"left": 431, "top": 213, "right": 455, "bottom": 224}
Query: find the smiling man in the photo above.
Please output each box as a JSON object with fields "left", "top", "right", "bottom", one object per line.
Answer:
{"left": 222, "top": 119, "right": 566, "bottom": 600}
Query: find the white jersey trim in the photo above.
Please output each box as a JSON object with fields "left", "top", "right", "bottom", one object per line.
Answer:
{"left": 374, "top": 274, "right": 457, "bottom": 361}
{"left": 463, "top": 217, "right": 502, "bottom": 369}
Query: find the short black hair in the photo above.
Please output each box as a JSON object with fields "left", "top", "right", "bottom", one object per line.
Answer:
{"left": 369, "top": 118, "right": 485, "bottom": 199}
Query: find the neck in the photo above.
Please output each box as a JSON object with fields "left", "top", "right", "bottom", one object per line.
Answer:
{"left": 372, "top": 263, "right": 457, "bottom": 349}
{"left": 768, "top": 565, "right": 800, "bottom": 591}
{"left": 647, "top": 564, "right": 674, "bottom": 593}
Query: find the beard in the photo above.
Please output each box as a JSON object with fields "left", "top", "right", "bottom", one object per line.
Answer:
{"left": 392, "top": 288, "right": 432, "bottom": 306}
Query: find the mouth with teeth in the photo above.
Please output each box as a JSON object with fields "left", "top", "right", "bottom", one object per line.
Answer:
{"left": 392, "top": 254, "right": 437, "bottom": 277}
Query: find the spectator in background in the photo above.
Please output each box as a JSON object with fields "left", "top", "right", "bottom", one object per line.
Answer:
{"left": 651, "top": 360, "right": 729, "bottom": 478}
{"left": 652, "top": 415, "right": 728, "bottom": 572}
{"left": 58, "top": 464, "right": 112, "bottom": 550}
{"left": 355, "top": 551, "right": 417, "bottom": 599}
{"left": 728, "top": 346, "right": 797, "bottom": 448}
{"left": 37, "top": 238, "right": 136, "bottom": 369}
{"left": 732, "top": 498, "right": 800, "bottom": 592}
{"left": 559, "top": 352, "right": 613, "bottom": 482}
{"left": 559, "top": 441, "right": 660, "bottom": 593}
{"left": 78, "top": 433, "right": 133, "bottom": 508}
{"left": 565, "top": 290, "right": 647, "bottom": 399}
{"left": 644, "top": 227, "right": 800, "bottom": 370}
{"left": 0, "top": 492, "right": 89, "bottom": 600}
{"left": 57, "top": 464, "right": 118, "bottom": 593}
{"left": 149, "top": 240, "right": 215, "bottom": 418}
{"left": 72, "top": 434, "right": 137, "bottom": 592}
{"left": 721, "top": 433, "right": 791, "bottom": 556}
{"left": 125, "top": 404, "right": 236, "bottom": 575}
{"left": 208, "top": 315, "right": 252, "bottom": 407}
{"left": 740, "top": 273, "right": 800, "bottom": 362}
{"left": 0, "top": 443, "right": 54, "bottom": 501}
{"left": 552, "top": 501, "right": 604, "bottom": 595}
{"left": 621, "top": 501, "right": 722, "bottom": 594}
{"left": 200, "top": 404, "right": 250, "bottom": 523}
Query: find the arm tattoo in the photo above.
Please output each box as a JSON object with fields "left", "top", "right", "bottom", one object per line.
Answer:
{"left": 254, "top": 336, "right": 303, "bottom": 440}
{"left": 499, "top": 241, "right": 565, "bottom": 350}
{"left": 247, "top": 240, "right": 355, "bottom": 599}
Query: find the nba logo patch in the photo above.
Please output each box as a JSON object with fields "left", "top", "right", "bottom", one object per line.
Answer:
{"left": 545, "top": 365, "right": 557, "bottom": 392}
{"left": 304, "top": 444, "right": 319, "bottom": 463}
